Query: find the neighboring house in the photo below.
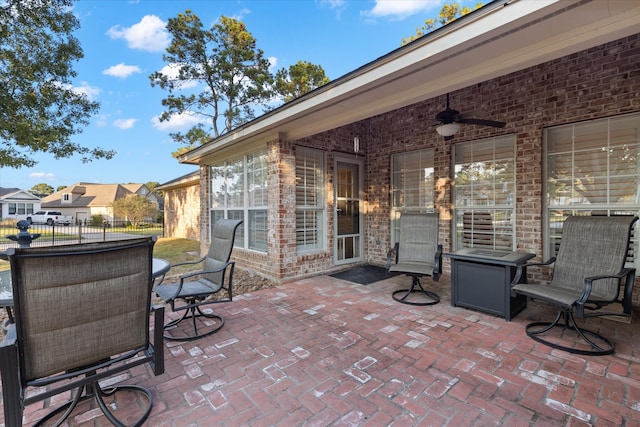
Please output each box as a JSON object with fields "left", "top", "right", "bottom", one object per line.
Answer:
{"left": 122, "top": 183, "right": 163, "bottom": 212}
{"left": 168, "top": 2, "right": 640, "bottom": 302}
{"left": 0, "top": 188, "right": 41, "bottom": 222}
{"left": 157, "top": 171, "right": 200, "bottom": 240}
{"left": 41, "top": 182, "right": 159, "bottom": 223}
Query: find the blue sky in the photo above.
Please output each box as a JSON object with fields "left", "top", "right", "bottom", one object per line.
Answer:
{"left": 1, "top": 0, "right": 479, "bottom": 191}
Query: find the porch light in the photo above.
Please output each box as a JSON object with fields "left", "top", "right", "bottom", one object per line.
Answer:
{"left": 436, "top": 123, "right": 460, "bottom": 137}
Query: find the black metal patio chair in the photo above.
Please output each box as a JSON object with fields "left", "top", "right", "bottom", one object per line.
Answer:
{"left": 386, "top": 213, "right": 442, "bottom": 306}
{"left": 0, "top": 237, "right": 164, "bottom": 426}
{"left": 154, "top": 219, "right": 242, "bottom": 341}
{"left": 512, "top": 215, "right": 638, "bottom": 355}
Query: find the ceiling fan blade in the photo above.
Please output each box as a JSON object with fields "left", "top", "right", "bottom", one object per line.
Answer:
{"left": 458, "top": 118, "right": 506, "bottom": 128}
{"left": 456, "top": 109, "right": 491, "bottom": 119}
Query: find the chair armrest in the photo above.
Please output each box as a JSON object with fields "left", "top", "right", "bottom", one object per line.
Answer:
{"left": 576, "top": 267, "right": 636, "bottom": 317}
{"left": 386, "top": 243, "right": 399, "bottom": 271}
{"left": 169, "top": 256, "right": 207, "bottom": 269}
{"left": 433, "top": 244, "right": 443, "bottom": 280}
{"left": 157, "top": 261, "right": 234, "bottom": 302}
{"left": 178, "top": 261, "right": 233, "bottom": 281}
{"left": 510, "top": 257, "right": 556, "bottom": 286}
{"left": 522, "top": 257, "right": 556, "bottom": 269}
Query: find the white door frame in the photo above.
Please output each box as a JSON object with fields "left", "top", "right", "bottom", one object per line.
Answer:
{"left": 333, "top": 155, "right": 364, "bottom": 265}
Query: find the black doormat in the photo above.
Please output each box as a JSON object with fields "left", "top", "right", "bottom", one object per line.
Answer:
{"left": 330, "top": 264, "right": 399, "bottom": 285}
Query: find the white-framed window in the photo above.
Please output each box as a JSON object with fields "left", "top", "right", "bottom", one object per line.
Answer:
{"left": 62, "top": 193, "right": 71, "bottom": 202}
{"left": 8, "top": 203, "right": 34, "bottom": 216}
{"left": 295, "top": 147, "right": 325, "bottom": 253}
{"left": 544, "top": 112, "right": 640, "bottom": 264}
{"left": 210, "top": 149, "right": 268, "bottom": 252}
{"left": 390, "top": 148, "right": 435, "bottom": 242}
{"left": 452, "top": 135, "right": 516, "bottom": 251}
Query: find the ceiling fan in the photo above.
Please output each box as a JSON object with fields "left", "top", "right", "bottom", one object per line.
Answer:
{"left": 431, "top": 93, "right": 506, "bottom": 140}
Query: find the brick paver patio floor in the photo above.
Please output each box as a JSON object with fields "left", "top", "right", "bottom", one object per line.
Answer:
{"left": 8, "top": 273, "right": 640, "bottom": 426}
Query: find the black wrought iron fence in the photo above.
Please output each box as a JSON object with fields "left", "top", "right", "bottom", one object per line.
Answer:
{"left": 0, "top": 220, "right": 164, "bottom": 250}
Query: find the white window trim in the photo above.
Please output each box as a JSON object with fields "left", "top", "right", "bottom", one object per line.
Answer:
{"left": 295, "top": 147, "right": 326, "bottom": 254}
{"left": 543, "top": 112, "right": 640, "bottom": 265}
{"left": 452, "top": 135, "right": 516, "bottom": 252}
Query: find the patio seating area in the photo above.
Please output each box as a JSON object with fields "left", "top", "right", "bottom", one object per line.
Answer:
{"left": 3, "top": 272, "right": 640, "bottom": 426}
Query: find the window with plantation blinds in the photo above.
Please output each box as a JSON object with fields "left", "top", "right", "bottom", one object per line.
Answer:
{"left": 390, "top": 149, "right": 435, "bottom": 243}
{"left": 210, "top": 150, "right": 268, "bottom": 251}
{"left": 453, "top": 135, "right": 516, "bottom": 251}
{"left": 295, "top": 147, "right": 325, "bottom": 252}
{"left": 545, "top": 113, "right": 640, "bottom": 263}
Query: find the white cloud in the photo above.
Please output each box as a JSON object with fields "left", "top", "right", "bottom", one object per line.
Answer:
{"left": 71, "top": 81, "right": 101, "bottom": 101}
{"left": 103, "top": 63, "right": 142, "bottom": 78}
{"left": 318, "top": 0, "right": 347, "bottom": 18}
{"left": 96, "top": 114, "right": 110, "bottom": 127}
{"left": 151, "top": 112, "right": 205, "bottom": 131}
{"left": 229, "top": 7, "right": 251, "bottom": 22}
{"left": 268, "top": 56, "right": 278, "bottom": 72}
{"left": 153, "top": 64, "right": 199, "bottom": 90}
{"left": 318, "top": 0, "right": 346, "bottom": 9}
{"left": 113, "top": 118, "right": 137, "bottom": 129}
{"left": 106, "top": 15, "right": 170, "bottom": 52}
{"left": 362, "top": 0, "right": 439, "bottom": 20}
{"left": 29, "top": 172, "right": 56, "bottom": 181}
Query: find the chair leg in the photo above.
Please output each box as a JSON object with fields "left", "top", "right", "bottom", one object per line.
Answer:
{"left": 164, "top": 302, "right": 224, "bottom": 341}
{"left": 35, "top": 380, "right": 153, "bottom": 427}
{"left": 525, "top": 309, "right": 615, "bottom": 356}
{"left": 392, "top": 275, "right": 440, "bottom": 306}
{"left": 0, "top": 332, "right": 23, "bottom": 427}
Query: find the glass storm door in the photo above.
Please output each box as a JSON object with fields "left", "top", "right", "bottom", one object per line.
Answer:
{"left": 335, "top": 159, "right": 363, "bottom": 264}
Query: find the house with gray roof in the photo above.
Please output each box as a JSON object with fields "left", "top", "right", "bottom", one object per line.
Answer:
{"left": 0, "top": 187, "right": 41, "bottom": 222}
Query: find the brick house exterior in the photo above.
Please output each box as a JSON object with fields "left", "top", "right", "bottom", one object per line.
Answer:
{"left": 157, "top": 171, "right": 200, "bottom": 240}
{"left": 171, "top": 2, "right": 640, "bottom": 303}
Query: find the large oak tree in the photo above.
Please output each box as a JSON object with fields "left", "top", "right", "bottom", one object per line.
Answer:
{"left": 0, "top": 0, "right": 113, "bottom": 168}
{"left": 151, "top": 12, "right": 330, "bottom": 157}
{"left": 150, "top": 13, "right": 274, "bottom": 154}
{"left": 275, "top": 60, "right": 330, "bottom": 103}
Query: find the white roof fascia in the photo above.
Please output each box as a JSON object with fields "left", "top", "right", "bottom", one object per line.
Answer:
{"left": 0, "top": 190, "right": 41, "bottom": 201}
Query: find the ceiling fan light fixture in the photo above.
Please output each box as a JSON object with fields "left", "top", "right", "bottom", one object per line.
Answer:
{"left": 436, "top": 123, "right": 460, "bottom": 137}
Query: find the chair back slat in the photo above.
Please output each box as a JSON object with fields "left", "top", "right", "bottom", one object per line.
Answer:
{"left": 9, "top": 238, "right": 155, "bottom": 380}
{"left": 397, "top": 213, "right": 439, "bottom": 265}
{"left": 552, "top": 216, "right": 637, "bottom": 300}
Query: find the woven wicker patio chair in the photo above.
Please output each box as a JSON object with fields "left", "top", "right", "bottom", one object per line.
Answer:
{"left": 386, "top": 213, "right": 442, "bottom": 306}
{"left": 512, "top": 215, "right": 638, "bottom": 355}
{"left": 0, "top": 237, "right": 164, "bottom": 426}
{"left": 154, "top": 219, "right": 242, "bottom": 341}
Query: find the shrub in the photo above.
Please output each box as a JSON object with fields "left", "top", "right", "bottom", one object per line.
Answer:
{"left": 89, "top": 215, "right": 106, "bottom": 227}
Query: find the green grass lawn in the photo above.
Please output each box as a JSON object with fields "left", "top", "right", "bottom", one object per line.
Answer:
{"left": 0, "top": 237, "right": 201, "bottom": 272}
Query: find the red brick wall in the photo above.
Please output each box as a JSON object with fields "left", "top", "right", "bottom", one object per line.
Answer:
{"left": 163, "top": 180, "right": 201, "bottom": 241}
{"left": 200, "top": 35, "right": 640, "bottom": 304}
